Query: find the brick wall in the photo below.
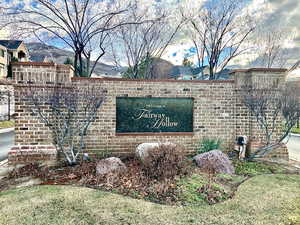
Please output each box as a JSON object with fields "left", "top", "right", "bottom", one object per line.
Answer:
{"left": 9, "top": 63, "right": 289, "bottom": 164}
{"left": 74, "top": 78, "right": 237, "bottom": 155}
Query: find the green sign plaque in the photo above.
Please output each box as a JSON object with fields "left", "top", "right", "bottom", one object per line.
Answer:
{"left": 116, "top": 97, "right": 193, "bottom": 133}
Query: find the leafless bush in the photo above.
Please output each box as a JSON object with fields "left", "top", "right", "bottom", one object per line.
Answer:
{"left": 241, "top": 84, "right": 300, "bottom": 158}
{"left": 23, "top": 84, "right": 106, "bottom": 166}
{"left": 141, "top": 144, "right": 189, "bottom": 180}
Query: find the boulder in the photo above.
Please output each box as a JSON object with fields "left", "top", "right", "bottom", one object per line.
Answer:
{"left": 96, "top": 157, "right": 127, "bottom": 176}
{"left": 193, "top": 150, "right": 234, "bottom": 174}
{"left": 136, "top": 142, "right": 176, "bottom": 163}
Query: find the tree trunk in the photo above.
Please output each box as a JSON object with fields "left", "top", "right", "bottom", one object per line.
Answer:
{"left": 79, "top": 53, "right": 83, "bottom": 77}
{"left": 209, "top": 66, "right": 214, "bottom": 80}
{"left": 86, "top": 54, "right": 91, "bottom": 77}
{"left": 74, "top": 53, "right": 79, "bottom": 77}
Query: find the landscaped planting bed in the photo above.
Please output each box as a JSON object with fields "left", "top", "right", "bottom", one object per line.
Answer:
{"left": 0, "top": 155, "right": 296, "bottom": 206}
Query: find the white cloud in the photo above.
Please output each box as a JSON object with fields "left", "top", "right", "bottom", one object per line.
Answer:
{"left": 0, "top": 29, "right": 9, "bottom": 39}
{"left": 161, "top": 41, "right": 198, "bottom": 65}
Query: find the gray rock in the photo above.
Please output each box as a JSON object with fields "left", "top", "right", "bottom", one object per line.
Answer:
{"left": 96, "top": 157, "right": 126, "bottom": 176}
{"left": 193, "top": 150, "right": 235, "bottom": 174}
{"left": 136, "top": 142, "right": 176, "bottom": 163}
{"left": 136, "top": 143, "right": 160, "bottom": 162}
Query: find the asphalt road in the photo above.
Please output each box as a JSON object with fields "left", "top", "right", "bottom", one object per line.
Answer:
{"left": 286, "top": 134, "right": 300, "bottom": 162}
{"left": 0, "top": 130, "right": 14, "bottom": 161}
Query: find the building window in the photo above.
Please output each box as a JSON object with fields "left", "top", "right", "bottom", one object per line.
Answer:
{"left": 0, "top": 49, "right": 5, "bottom": 58}
{"left": 18, "top": 51, "right": 26, "bottom": 61}
{"left": 0, "top": 64, "right": 4, "bottom": 77}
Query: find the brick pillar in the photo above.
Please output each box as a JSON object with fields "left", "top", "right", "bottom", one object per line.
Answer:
{"left": 232, "top": 68, "right": 289, "bottom": 159}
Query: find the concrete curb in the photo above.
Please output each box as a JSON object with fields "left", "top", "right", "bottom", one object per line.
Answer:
{"left": 290, "top": 133, "right": 300, "bottom": 137}
{"left": 0, "top": 127, "right": 14, "bottom": 134}
{"left": 0, "top": 159, "right": 8, "bottom": 167}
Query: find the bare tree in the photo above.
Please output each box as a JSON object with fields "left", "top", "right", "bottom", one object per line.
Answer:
{"left": 249, "top": 27, "right": 292, "bottom": 68}
{"left": 24, "top": 84, "right": 105, "bottom": 165}
{"left": 0, "top": 0, "right": 141, "bottom": 77}
{"left": 184, "top": 0, "right": 255, "bottom": 79}
{"left": 241, "top": 84, "right": 300, "bottom": 159}
{"left": 109, "top": 3, "right": 185, "bottom": 79}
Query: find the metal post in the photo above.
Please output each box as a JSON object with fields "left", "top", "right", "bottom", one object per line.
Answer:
{"left": 7, "top": 91, "right": 10, "bottom": 121}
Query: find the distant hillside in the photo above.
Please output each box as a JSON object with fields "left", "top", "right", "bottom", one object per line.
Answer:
{"left": 151, "top": 58, "right": 175, "bottom": 79}
{"left": 26, "top": 42, "right": 195, "bottom": 79}
{"left": 26, "top": 42, "right": 122, "bottom": 77}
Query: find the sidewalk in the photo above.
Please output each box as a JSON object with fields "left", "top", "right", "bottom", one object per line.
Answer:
{"left": 0, "top": 127, "right": 14, "bottom": 161}
{"left": 286, "top": 133, "right": 300, "bottom": 162}
{"left": 289, "top": 159, "right": 300, "bottom": 169}
{"left": 0, "top": 127, "right": 14, "bottom": 134}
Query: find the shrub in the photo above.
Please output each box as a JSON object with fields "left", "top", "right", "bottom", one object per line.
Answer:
{"left": 141, "top": 144, "right": 189, "bottom": 180}
{"left": 233, "top": 160, "right": 285, "bottom": 176}
{"left": 197, "top": 138, "right": 222, "bottom": 154}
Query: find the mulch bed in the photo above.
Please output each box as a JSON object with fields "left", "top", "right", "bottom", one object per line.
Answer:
{"left": 0, "top": 158, "right": 251, "bottom": 205}
{"left": 1, "top": 158, "right": 183, "bottom": 204}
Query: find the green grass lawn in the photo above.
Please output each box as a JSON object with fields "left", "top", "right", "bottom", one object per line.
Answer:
{"left": 0, "top": 174, "right": 299, "bottom": 225}
{"left": 292, "top": 126, "right": 300, "bottom": 134}
{"left": 0, "top": 120, "right": 15, "bottom": 129}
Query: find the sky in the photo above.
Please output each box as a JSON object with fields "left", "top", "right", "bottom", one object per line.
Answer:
{"left": 162, "top": 0, "right": 300, "bottom": 68}
{"left": 0, "top": 0, "right": 300, "bottom": 69}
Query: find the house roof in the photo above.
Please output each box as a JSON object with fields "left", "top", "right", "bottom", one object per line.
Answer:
{"left": 195, "top": 69, "right": 231, "bottom": 80}
{"left": 0, "top": 40, "right": 23, "bottom": 50}
{"left": 192, "top": 66, "right": 207, "bottom": 75}
{"left": 0, "top": 44, "right": 6, "bottom": 50}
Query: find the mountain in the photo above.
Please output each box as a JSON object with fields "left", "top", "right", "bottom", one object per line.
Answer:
{"left": 150, "top": 58, "right": 175, "bottom": 79}
{"left": 26, "top": 42, "right": 123, "bottom": 77}
{"left": 26, "top": 42, "right": 232, "bottom": 79}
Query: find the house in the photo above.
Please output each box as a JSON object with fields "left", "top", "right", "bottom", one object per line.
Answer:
{"left": 196, "top": 68, "right": 231, "bottom": 80}
{"left": 0, "top": 44, "right": 8, "bottom": 78}
{"left": 170, "top": 65, "right": 231, "bottom": 80}
{"left": 171, "top": 66, "right": 194, "bottom": 80}
{"left": 0, "top": 40, "right": 30, "bottom": 79}
{"left": 0, "top": 40, "right": 29, "bottom": 62}
{"left": 171, "top": 66, "right": 209, "bottom": 80}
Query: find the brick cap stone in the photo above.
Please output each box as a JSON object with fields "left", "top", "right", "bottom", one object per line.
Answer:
{"left": 230, "top": 68, "right": 287, "bottom": 74}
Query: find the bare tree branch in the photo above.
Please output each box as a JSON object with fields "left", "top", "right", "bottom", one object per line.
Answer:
{"left": 241, "top": 84, "right": 300, "bottom": 159}
{"left": 109, "top": 4, "right": 185, "bottom": 79}
{"left": 0, "top": 0, "right": 143, "bottom": 77}
{"left": 184, "top": 0, "right": 255, "bottom": 79}
{"left": 23, "top": 84, "right": 106, "bottom": 165}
